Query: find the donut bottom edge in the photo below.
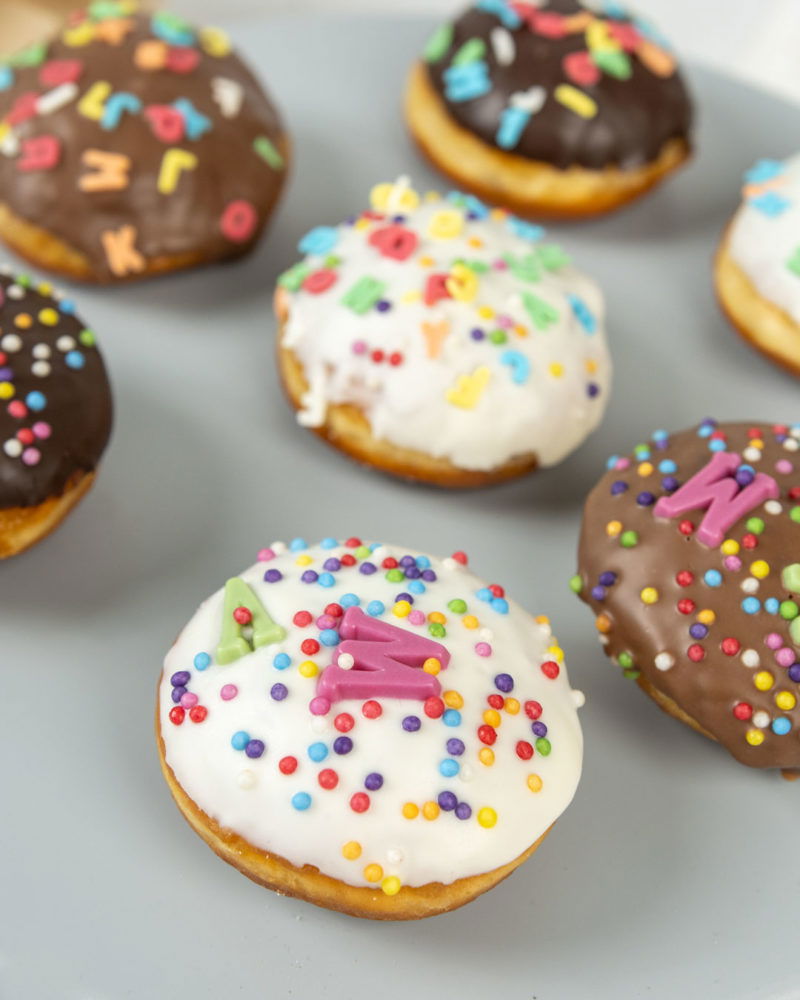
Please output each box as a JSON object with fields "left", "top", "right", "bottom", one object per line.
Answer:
{"left": 156, "top": 711, "right": 554, "bottom": 920}
{"left": 275, "top": 329, "right": 539, "bottom": 488}
{"left": 714, "top": 237, "right": 800, "bottom": 379}
{"left": 404, "top": 62, "right": 690, "bottom": 221}
{"left": 0, "top": 468, "right": 96, "bottom": 559}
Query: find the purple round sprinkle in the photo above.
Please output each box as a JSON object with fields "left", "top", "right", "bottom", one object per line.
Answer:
{"left": 402, "top": 715, "right": 421, "bottom": 732}
{"left": 591, "top": 585, "right": 607, "bottom": 601}
{"left": 270, "top": 683, "right": 288, "bottom": 701}
{"left": 171, "top": 686, "right": 186, "bottom": 703}
{"left": 438, "top": 791, "right": 458, "bottom": 811}
{"left": 333, "top": 736, "right": 353, "bottom": 755}
{"left": 399, "top": 555, "right": 416, "bottom": 567}
{"left": 471, "top": 328, "right": 485, "bottom": 341}
{"left": 446, "top": 738, "right": 465, "bottom": 756}
{"left": 359, "top": 561, "right": 377, "bottom": 575}
{"left": 170, "top": 670, "right": 191, "bottom": 687}
{"left": 788, "top": 664, "right": 800, "bottom": 683}
{"left": 323, "top": 558, "right": 341, "bottom": 572}
{"left": 245, "top": 739, "right": 265, "bottom": 759}
{"left": 636, "top": 492, "right": 655, "bottom": 506}
{"left": 404, "top": 566, "right": 421, "bottom": 579}
{"left": 455, "top": 802, "right": 472, "bottom": 820}
{"left": 494, "top": 673, "right": 514, "bottom": 693}
{"left": 395, "top": 592, "right": 414, "bottom": 604}
{"left": 662, "top": 476, "right": 679, "bottom": 492}
{"left": 587, "top": 383, "right": 600, "bottom": 398}
{"left": 598, "top": 571, "right": 616, "bottom": 587}
{"left": 421, "top": 569, "right": 437, "bottom": 582}
{"left": 735, "top": 467, "right": 755, "bottom": 486}
{"left": 376, "top": 300, "right": 391, "bottom": 312}
{"left": 531, "top": 721, "right": 548, "bottom": 737}
{"left": 689, "top": 623, "right": 708, "bottom": 639}
{"left": 301, "top": 570, "right": 318, "bottom": 584}
{"left": 263, "top": 568, "right": 283, "bottom": 583}
{"left": 610, "top": 481, "right": 628, "bottom": 495}
{"left": 364, "top": 772, "right": 383, "bottom": 791}
{"left": 391, "top": 214, "right": 406, "bottom": 223}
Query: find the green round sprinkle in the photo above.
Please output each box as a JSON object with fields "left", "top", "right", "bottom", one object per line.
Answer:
{"left": 569, "top": 574, "right": 583, "bottom": 594}
{"left": 618, "top": 652, "right": 634, "bottom": 669}
{"left": 791, "top": 507, "right": 800, "bottom": 523}
{"left": 17, "top": 274, "right": 31, "bottom": 287}
{"left": 620, "top": 530, "right": 639, "bottom": 548}
{"left": 781, "top": 564, "right": 800, "bottom": 593}
{"left": 385, "top": 569, "right": 404, "bottom": 583}
{"left": 745, "top": 517, "right": 765, "bottom": 535}
{"left": 423, "top": 23, "right": 453, "bottom": 62}
{"left": 535, "top": 737, "right": 551, "bottom": 757}
{"left": 428, "top": 623, "right": 446, "bottom": 638}
{"left": 489, "top": 329, "right": 507, "bottom": 345}
{"left": 79, "top": 328, "right": 96, "bottom": 347}
{"left": 623, "top": 669, "right": 642, "bottom": 681}
{"left": 779, "top": 600, "right": 799, "bottom": 620}
{"left": 448, "top": 599, "right": 467, "bottom": 614}
{"left": 355, "top": 546, "right": 371, "bottom": 559}
{"left": 323, "top": 255, "right": 341, "bottom": 269}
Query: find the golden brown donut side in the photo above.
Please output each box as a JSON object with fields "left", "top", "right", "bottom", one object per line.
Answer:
{"left": 0, "top": 470, "right": 95, "bottom": 558}
{"left": 404, "top": 62, "right": 690, "bottom": 220}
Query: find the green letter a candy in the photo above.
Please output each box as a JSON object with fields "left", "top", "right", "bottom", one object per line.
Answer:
{"left": 216, "top": 577, "right": 286, "bottom": 665}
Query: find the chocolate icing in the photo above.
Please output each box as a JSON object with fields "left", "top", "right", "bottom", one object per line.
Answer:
{"left": 576, "top": 421, "right": 800, "bottom": 770}
{"left": 0, "top": 4, "right": 288, "bottom": 281}
{"left": 424, "top": 0, "right": 692, "bottom": 170}
{"left": 0, "top": 270, "right": 111, "bottom": 507}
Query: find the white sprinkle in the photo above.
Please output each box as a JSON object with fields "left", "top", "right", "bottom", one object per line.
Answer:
{"left": 490, "top": 26, "right": 516, "bottom": 65}
{"left": 6, "top": 284, "right": 24, "bottom": 300}
{"left": 1, "top": 334, "right": 22, "bottom": 352}
{"left": 479, "top": 627, "right": 493, "bottom": 641}
{"left": 337, "top": 652, "right": 354, "bottom": 670}
{"left": 764, "top": 500, "right": 782, "bottom": 515}
{"left": 32, "top": 343, "right": 51, "bottom": 359}
{"left": 571, "top": 688, "right": 586, "bottom": 708}
{"left": 753, "top": 710, "right": 770, "bottom": 729}
{"left": 56, "top": 335, "right": 76, "bottom": 352}
{"left": 211, "top": 76, "right": 244, "bottom": 118}
{"left": 31, "top": 361, "right": 51, "bottom": 378}
{"left": 386, "top": 848, "right": 404, "bottom": 865}
{"left": 783, "top": 438, "right": 799, "bottom": 452}
{"left": 270, "top": 541, "right": 287, "bottom": 555}
{"left": 655, "top": 652, "right": 675, "bottom": 671}
{"left": 741, "top": 648, "right": 760, "bottom": 668}
{"left": 0, "top": 129, "right": 19, "bottom": 157}
{"left": 510, "top": 85, "right": 547, "bottom": 114}
{"left": 598, "top": 633, "right": 609, "bottom": 646}
{"left": 237, "top": 770, "right": 257, "bottom": 790}
{"left": 442, "top": 557, "right": 457, "bottom": 571}
{"left": 372, "top": 545, "right": 390, "bottom": 561}
{"left": 3, "top": 439, "right": 22, "bottom": 457}
{"left": 743, "top": 447, "right": 762, "bottom": 463}
{"left": 459, "top": 764, "right": 474, "bottom": 782}
{"left": 741, "top": 577, "right": 759, "bottom": 594}
{"left": 36, "top": 82, "right": 79, "bottom": 115}
{"left": 310, "top": 716, "right": 328, "bottom": 734}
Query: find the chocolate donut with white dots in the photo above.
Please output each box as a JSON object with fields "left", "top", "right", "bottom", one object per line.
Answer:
{"left": 574, "top": 420, "right": 800, "bottom": 776}
{"left": 0, "top": 268, "right": 112, "bottom": 557}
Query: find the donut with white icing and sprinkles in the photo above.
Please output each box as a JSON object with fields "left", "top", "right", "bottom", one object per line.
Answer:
{"left": 716, "top": 155, "right": 800, "bottom": 377}
{"left": 574, "top": 420, "right": 800, "bottom": 777}
{"left": 405, "top": 0, "right": 693, "bottom": 218}
{"left": 0, "top": 266, "right": 111, "bottom": 557}
{"left": 0, "top": 2, "right": 288, "bottom": 283}
{"left": 156, "top": 538, "right": 585, "bottom": 919}
{"left": 275, "top": 178, "right": 611, "bottom": 487}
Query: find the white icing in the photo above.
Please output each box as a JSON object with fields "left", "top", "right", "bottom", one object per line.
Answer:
{"left": 159, "top": 540, "right": 583, "bottom": 890}
{"left": 728, "top": 153, "right": 800, "bottom": 325}
{"left": 279, "top": 183, "right": 611, "bottom": 471}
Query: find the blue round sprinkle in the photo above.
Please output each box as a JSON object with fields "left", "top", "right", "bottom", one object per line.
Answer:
{"left": 289, "top": 537, "right": 308, "bottom": 552}
{"left": 319, "top": 628, "right": 340, "bottom": 646}
{"left": 476, "top": 588, "right": 492, "bottom": 602}
{"left": 58, "top": 299, "right": 76, "bottom": 314}
{"left": 291, "top": 792, "right": 312, "bottom": 811}
{"left": 742, "top": 597, "right": 761, "bottom": 615}
{"left": 765, "top": 597, "right": 780, "bottom": 614}
{"left": 273, "top": 653, "right": 291, "bottom": 670}
{"left": 25, "top": 391, "right": 46, "bottom": 411}
{"left": 318, "top": 572, "right": 335, "bottom": 588}
{"left": 308, "top": 741, "right": 328, "bottom": 762}
{"left": 491, "top": 597, "right": 509, "bottom": 614}
{"left": 704, "top": 570, "right": 722, "bottom": 587}
{"left": 408, "top": 580, "right": 426, "bottom": 594}
{"left": 65, "top": 350, "right": 85, "bottom": 370}
{"left": 193, "top": 651, "right": 211, "bottom": 671}
{"left": 772, "top": 717, "right": 791, "bottom": 735}
{"left": 439, "top": 758, "right": 459, "bottom": 777}
{"left": 443, "top": 709, "right": 462, "bottom": 727}
{"left": 366, "top": 600, "right": 385, "bottom": 617}
{"left": 709, "top": 439, "right": 727, "bottom": 452}
{"left": 658, "top": 459, "right": 677, "bottom": 474}
{"left": 415, "top": 556, "right": 431, "bottom": 569}
{"left": 340, "top": 593, "right": 360, "bottom": 608}
{"left": 321, "top": 537, "right": 338, "bottom": 549}
{"left": 231, "top": 730, "right": 250, "bottom": 751}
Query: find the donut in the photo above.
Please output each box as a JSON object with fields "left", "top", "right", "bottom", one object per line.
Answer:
{"left": 0, "top": 2, "right": 288, "bottom": 283}
{"left": 156, "top": 537, "right": 585, "bottom": 919}
{"left": 405, "top": 0, "right": 693, "bottom": 218}
{"left": 275, "top": 178, "right": 611, "bottom": 487}
{"left": 715, "top": 155, "right": 800, "bottom": 377}
{"left": 0, "top": 266, "right": 112, "bottom": 557}
{"left": 573, "top": 419, "right": 800, "bottom": 776}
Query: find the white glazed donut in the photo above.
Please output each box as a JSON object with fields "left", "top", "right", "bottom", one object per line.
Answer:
{"left": 157, "top": 536, "right": 584, "bottom": 919}
{"left": 275, "top": 178, "right": 611, "bottom": 486}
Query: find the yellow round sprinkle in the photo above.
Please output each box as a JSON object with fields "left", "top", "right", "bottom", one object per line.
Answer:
{"left": 295, "top": 554, "right": 312, "bottom": 566}
{"left": 514, "top": 324, "right": 528, "bottom": 338}
{"left": 775, "top": 690, "right": 796, "bottom": 711}
{"left": 585, "top": 359, "right": 598, "bottom": 374}
{"left": 417, "top": 255, "right": 435, "bottom": 268}
{"left": 354, "top": 218, "right": 371, "bottom": 230}
{"left": 428, "top": 208, "right": 464, "bottom": 240}
{"left": 36, "top": 282, "right": 52, "bottom": 296}
{"left": 750, "top": 438, "right": 764, "bottom": 450}
{"left": 754, "top": 671, "right": 774, "bottom": 692}
{"left": 14, "top": 313, "right": 32, "bottom": 329}
{"left": 422, "top": 657, "right": 441, "bottom": 675}
{"left": 606, "top": 520, "right": 622, "bottom": 537}
{"left": 0, "top": 382, "right": 14, "bottom": 400}
{"left": 402, "top": 802, "right": 419, "bottom": 819}
{"left": 640, "top": 587, "right": 659, "bottom": 605}
{"left": 483, "top": 709, "right": 501, "bottom": 727}
{"left": 548, "top": 362, "right": 564, "bottom": 378}
{"left": 720, "top": 539, "right": 740, "bottom": 556}
{"left": 697, "top": 609, "right": 716, "bottom": 625}
{"left": 467, "top": 236, "right": 483, "bottom": 248}
{"left": 745, "top": 729, "right": 765, "bottom": 746}
{"left": 477, "top": 807, "right": 497, "bottom": 829}
{"left": 477, "top": 305, "right": 494, "bottom": 319}
{"left": 422, "top": 801, "right": 440, "bottom": 821}
{"left": 478, "top": 747, "right": 495, "bottom": 766}
{"left": 595, "top": 613, "right": 612, "bottom": 634}
{"left": 364, "top": 864, "right": 383, "bottom": 882}
{"left": 298, "top": 660, "right": 318, "bottom": 678}
{"left": 535, "top": 614, "right": 550, "bottom": 626}
{"left": 424, "top": 190, "right": 440, "bottom": 202}
{"left": 38, "top": 308, "right": 59, "bottom": 326}
{"left": 750, "top": 560, "right": 770, "bottom": 579}
{"left": 547, "top": 645, "right": 564, "bottom": 662}
{"left": 504, "top": 697, "right": 520, "bottom": 715}
{"left": 443, "top": 690, "right": 464, "bottom": 709}
{"left": 527, "top": 774, "right": 543, "bottom": 793}
{"left": 341, "top": 841, "right": 361, "bottom": 860}
{"left": 393, "top": 600, "right": 411, "bottom": 618}
{"left": 401, "top": 290, "right": 422, "bottom": 303}
{"left": 381, "top": 876, "right": 402, "bottom": 896}
{"left": 428, "top": 611, "right": 446, "bottom": 625}
{"left": 638, "top": 462, "right": 654, "bottom": 476}
{"left": 462, "top": 615, "right": 479, "bottom": 629}
{"left": 490, "top": 207, "right": 507, "bottom": 221}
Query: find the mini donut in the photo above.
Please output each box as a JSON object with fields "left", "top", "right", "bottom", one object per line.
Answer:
{"left": 715, "top": 155, "right": 800, "bottom": 377}
{"left": 275, "top": 178, "right": 611, "bottom": 487}
{"left": 0, "top": 2, "right": 288, "bottom": 283}
{"left": 573, "top": 419, "right": 800, "bottom": 776}
{"left": 0, "top": 266, "right": 112, "bottom": 557}
{"left": 405, "top": 0, "right": 693, "bottom": 218}
{"left": 156, "top": 537, "right": 585, "bottom": 919}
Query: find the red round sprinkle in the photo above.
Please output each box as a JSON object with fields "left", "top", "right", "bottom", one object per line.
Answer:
{"left": 451, "top": 551, "right": 468, "bottom": 565}
{"left": 293, "top": 610, "right": 312, "bottom": 627}
{"left": 318, "top": 768, "right": 339, "bottom": 790}
{"left": 687, "top": 644, "right": 705, "bottom": 662}
{"left": 301, "top": 638, "right": 320, "bottom": 655}
{"left": 478, "top": 724, "right": 497, "bottom": 745}
{"left": 334, "top": 712, "right": 354, "bottom": 733}
{"left": 678, "top": 520, "right": 694, "bottom": 536}
{"left": 524, "top": 700, "right": 543, "bottom": 720}
{"left": 233, "top": 606, "right": 252, "bottom": 625}
{"left": 747, "top": 427, "right": 762, "bottom": 438}
{"left": 340, "top": 553, "right": 356, "bottom": 566}
{"left": 362, "top": 699, "right": 382, "bottom": 719}
{"left": 382, "top": 557, "right": 398, "bottom": 569}
{"left": 789, "top": 486, "right": 800, "bottom": 501}
{"left": 733, "top": 702, "right": 753, "bottom": 721}
{"left": 388, "top": 352, "right": 403, "bottom": 366}
{"left": 17, "top": 428, "right": 34, "bottom": 445}
{"left": 541, "top": 660, "right": 560, "bottom": 679}
{"left": 677, "top": 598, "right": 695, "bottom": 615}
{"left": 516, "top": 740, "right": 534, "bottom": 760}
{"left": 773, "top": 424, "right": 788, "bottom": 435}
{"left": 742, "top": 533, "right": 758, "bottom": 549}
{"left": 350, "top": 792, "right": 370, "bottom": 813}
{"left": 325, "top": 603, "right": 344, "bottom": 619}
{"left": 676, "top": 570, "right": 694, "bottom": 587}
{"left": 721, "top": 637, "right": 741, "bottom": 656}
{"left": 169, "top": 706, "right": 185, "bottom": 726}
{"left": 371, "top": 349, "right": 384, "bottom": 364}
{"left": 189, "top": 705, "right": 207, "bottom": 723}
{"left": 424, "top": 696, "right": 444, "bottom": 719}
{"left": 279, "top": 755, "right": 298, "bottom": 775}
{"left": 710, "top": 429, "right": 727, "bottom": 440}
{"left": 345, "top": 537, "right": 361, "bottom": 548}
{"left": 487, "top": 694, "right": 504, "bottom": 710}
{"left": 488, "top": 584, "right": 505, "bottom": 598}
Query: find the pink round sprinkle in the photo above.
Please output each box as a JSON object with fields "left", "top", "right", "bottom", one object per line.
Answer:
{"left": 724, "top": 556, "right": 742, "bottom": 571}
{"left": 475, "top": 642, "right": 492, "bottom": 657}
{"left": 316, "top": 614, "right": 336, "bottom": 630}
{"left": 776, "top": 647, "right": 795, "bottom": 668}
{"left": 352, "top": 339, "right": 368, "bottom": 355}
{"left": 32, "top": 421, "right": 51, "bottom": 439}
{"left": 492, "top": 258, "right": 508, "bottom": 270}
{"left": 309, "top": 696, "right": 331, "bottom": 716}
{"left": 257, "top": 548, "right": 275, "bottom": 562}
{"left": 765, "top": 632, "right": 783, "bottom": 650}
{"left": 7, "top": 400, "right": 26, "bottom": 418}
{"left": 220, "top": 684, "right": 238, "bottom": 701}
{"left": 615, "top": 458, "right": 631, "bottom": 470}
{"left": 408, "top": 609, "right": 425, "bottom": 626}
{"left": 775, "top": 459, "right": 793, "bottom": 475}
{"left": 497, "top": 314, "right": 513, "bottom": 329}
{"left": 21, "top": 447, "right": 40, "bottom": 466}
{"left": 180, "top": 691, "right": 199, "bottom": 709}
